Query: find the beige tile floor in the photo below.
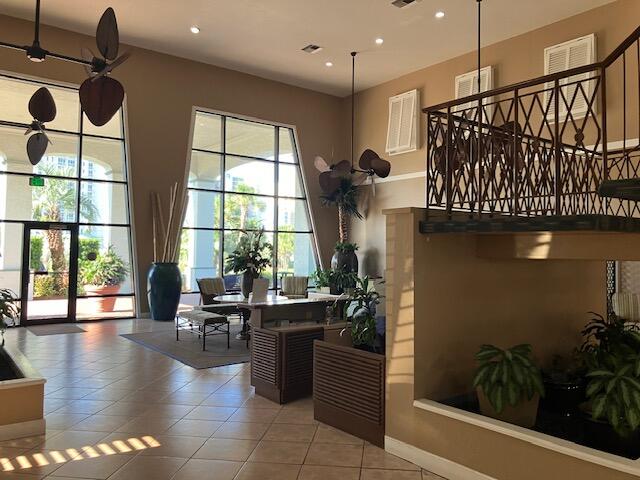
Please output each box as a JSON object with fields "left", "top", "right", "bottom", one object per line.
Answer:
{"left": 1, "top": 319, "right": 447, "bottom": 479}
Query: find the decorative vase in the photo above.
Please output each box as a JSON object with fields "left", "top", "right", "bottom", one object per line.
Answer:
{"left": 241, "top": 270, "right": 258, "bottom": 299}
{"left": 147, "top": 262, "right": 182, "bottom": 321}
{"left": 331, "top": 249, "right": 359, "bottom": 274}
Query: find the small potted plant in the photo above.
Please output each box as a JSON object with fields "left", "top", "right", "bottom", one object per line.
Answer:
{"left": 311, "top": 269, "right": 332, "bottom": 294}
{"left": 541, "top": 353, "right": 586, "bottom": 415}
{"left": 225, "top": 229, "right": 272, "bottom": 299}
{"left": 473, "top": 344, "right": 545, "bottom": 428}
{"left": 342, "top": 276, "right": 383, "bottom": 353}
{"left": 80, "top": 246, "right": 129, "bottom": 312}
{"left": 0, "top": 289, "right": 20, "bottom": 346}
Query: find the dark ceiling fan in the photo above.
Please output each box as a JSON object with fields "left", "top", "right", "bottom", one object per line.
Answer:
{"left": 315, "top": 51, "right": 391, "bottom": 197}
{"left": 0, "top": 1, "right": 129, "bottom": 164}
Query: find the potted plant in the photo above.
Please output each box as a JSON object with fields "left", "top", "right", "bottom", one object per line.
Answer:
{"left": 80, "top": 246, "right": 129, "bottom": 312}
{"left": 342, "top": 275, "right": 382, "bottom": 353}
{"left": 0, "top": 289, "right": 20, "bottom": 346}
{"left": 473, "top": 344, "right": 545, "bottom": 428}
{"left": 321, "top": 178, "right": 362, "bottom": 274}
{"left": 580, "top": 312, "right": 640, "bottom": 457}
{"left": 311, "top": 269, "right": 332, "bottom": 294}
{"left": 225, "top": 229, "right": 272, "bottom": 299}
{"left": 541, "top": 353, "right": 587, "bottom": 415}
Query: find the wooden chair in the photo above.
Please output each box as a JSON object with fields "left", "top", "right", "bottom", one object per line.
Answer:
{"left": 280, "top": 276, "right": 309, "bottom": 299}
{"left": 196, "top": 277, "right": 226, "bottom": 305}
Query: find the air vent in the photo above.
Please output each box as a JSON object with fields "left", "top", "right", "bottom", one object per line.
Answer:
{"left": 302, "top": 44, "right": 323, "bottom": 54}
{"left": 392, "top": 0, "right": 419, "bottom": 8}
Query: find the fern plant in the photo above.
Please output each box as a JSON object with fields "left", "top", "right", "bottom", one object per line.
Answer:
{"left": 586, "top": 354, "right": 640, "bottom": 437}
{"left": 473, "top": 344, "right": 545, "bottom": 413}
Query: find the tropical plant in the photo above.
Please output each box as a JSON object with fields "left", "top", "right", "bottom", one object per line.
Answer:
{"left": 79, "top": 247, "right": 128, "bottom": 287}
{"left": 224, "top": 229, "right": 273, "bottom": 276}
{"left": 343, "top": 276, "right": 382, "bottom": 349}
{"left": 29, "top": 236, "right": 44, "bottom": 270}
{"left": 473, "top": 344, "right": 545, "bottom": 414}
{"left": 580, "top": 312, "right": 640, "bottom": 369}
{"left": 0, "top": 289, "right": 20, "bottom": 344}
{"left": 333, "top": 266, "right": 358, "bottom": 292}
{"left": 334, "top": 242, "right": 359, "bottom": 253}
{"left": 320, "top": 177, "right": 362, "bottom": 242}
{"left": 310, "top": 269, "right": 333, "bottom": 288}
{"left": 585, "top": 353, "right": 640, "bottom": 437}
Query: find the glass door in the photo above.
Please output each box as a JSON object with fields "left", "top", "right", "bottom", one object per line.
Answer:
{"left": 21, "top": 223, "right": 78, "bottom": 325}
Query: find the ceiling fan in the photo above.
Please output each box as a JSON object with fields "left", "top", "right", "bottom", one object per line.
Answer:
{"left": 0, "top": 1, "right": 129, "bottom": 164}
{"left": 315, "top": 51, "right": 391, "bottom": 198}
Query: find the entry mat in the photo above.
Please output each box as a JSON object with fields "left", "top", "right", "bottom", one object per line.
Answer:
{"left": 27, "top": 324, "right": 86, "bottom": 336}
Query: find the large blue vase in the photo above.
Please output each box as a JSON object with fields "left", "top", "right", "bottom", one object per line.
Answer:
{"left": 147, "top": 262, "right": 182, "bottom": 321}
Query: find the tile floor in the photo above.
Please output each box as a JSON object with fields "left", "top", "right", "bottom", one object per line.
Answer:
{"left": 1, "top": 318, "right": 446, "bottom": 479}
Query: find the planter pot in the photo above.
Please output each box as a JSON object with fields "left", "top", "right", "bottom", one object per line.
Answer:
{"left": 582, "top": 412, "right": 640, "bottom": 458}
{"left": 83, "top": 284, "right": 121, "bottom": 313}
{"left": 241, "top": 271, "right": 259, "bottom": 299}
{"left": 319, "top": 287, "right": 331, "bottom": 294}
{"left": 147, "top": 262, "right": 182, "bottom": 321}
{"left": 313, "top": 340, "right": 385, "bottom": 447}
{"left": 541, "top": 378, "right": 586, "bottom": 415}
{"left": 477, "top": 387, "right": 540, "bottom": 428}
{"left": 331, "top": 249, "right": 358, "bottom": 274}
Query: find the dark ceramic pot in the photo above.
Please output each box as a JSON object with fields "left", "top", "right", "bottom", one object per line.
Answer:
{"left": 147, "top": 262, "right": 182, "bottom": 321}
{"left": 331, "top": 249, "right": 358, "bottom": 274}
{"left": 541, "top": 378, "right": 586, "bottom": 415}
{"left": 241, "top": 270, "right": 258, "bottom": 299}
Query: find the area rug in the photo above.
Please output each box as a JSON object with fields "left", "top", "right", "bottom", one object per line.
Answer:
{"left": 120, "top": 324, "right": 250, "bottom": 369}
{"left": 27, "top": 324, "right": 86, "bottom": 336}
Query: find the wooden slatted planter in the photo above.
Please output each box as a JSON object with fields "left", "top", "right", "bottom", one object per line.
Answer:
{"left": 313, "top": 340, "right": 385, "bottom": 447}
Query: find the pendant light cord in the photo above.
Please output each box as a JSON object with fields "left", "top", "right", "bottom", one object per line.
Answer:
{"left": 477, "top": 0, "right": 482, "bottom": 94}
{"left": 351, "top": 51, "right": 356, "bottom": 170}
{"left": 34, "top": 0, "right": 41, "bottom": 45}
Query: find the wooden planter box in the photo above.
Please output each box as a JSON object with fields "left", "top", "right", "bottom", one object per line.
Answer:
{"left": 0, "top": 345, "right": 45, "bottom": 441}
{"left": 313, "top": 340, "right": 385, "bottom": 447}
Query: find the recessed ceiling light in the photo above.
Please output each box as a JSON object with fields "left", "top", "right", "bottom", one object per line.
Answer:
{"left": 325, "top": 61, "right": 333, "bottom": 67}
{"left": 435, "top": 11, "right": 445, "bottom": 19}
{"left": 190, "top": 26, "right": 200, "bottom": 34}
{"left": 375, "top": 38, "right": 384, "bottom": 45}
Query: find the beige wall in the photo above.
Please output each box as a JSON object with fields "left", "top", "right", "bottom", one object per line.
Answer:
{"left": 352, "top": 0, "right": 640, "bottom": 276}
{"left": 0, "top": 15, "right": 347, "bottom": 312}
{"left": 384, "top": 208, "right": 640, "bottom": 480}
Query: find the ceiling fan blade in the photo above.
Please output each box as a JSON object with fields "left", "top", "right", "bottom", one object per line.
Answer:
{"left": 27, "top": 132, "right": 49, "bottom": 165}
{"left": 108, "top": 51, "right": 131, "bottom": 71}
{"left": 80, "top": 76, "right": 124, "bottom": 127}
{"left": 371, "top": 176, "right": 376, "bottom": 197}
{"left": 319, "top": 171, "right": 341, "bottom": 194}
{"left": 96, "top": 7, "right": 119, "bottom": 61}
{"left": 359, "top": 149, "right": 376, "bottom": 171}
{"left": 28, "top": 87, "right": 57, "bottom": 123}
{"left": 370, "top": 156, "right": 391, "bottom": 178}
{"left": 314, "top": 155, "right": 330, "bottom": 172}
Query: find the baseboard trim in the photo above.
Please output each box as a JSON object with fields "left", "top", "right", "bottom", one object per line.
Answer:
{"left": 0, "top": 419, "right": 45, "bottom": 442}
{"left": 385, "top": 436, "right": 497, "bottom": 480}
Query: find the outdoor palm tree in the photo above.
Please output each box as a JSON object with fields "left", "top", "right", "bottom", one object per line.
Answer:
{"left": 31, "top": 162, "right": 98, "bottom": 294}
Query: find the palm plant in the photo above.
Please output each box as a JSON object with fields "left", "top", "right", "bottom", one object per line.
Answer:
{"left": 343, "top": 276, "right": 382, "bottom": 349}
{"left": 320, "top": 177, "right": 362, "bottom": 242}
{"left": 31, "top": 164, "right": 98, "bottom": 293}
{"left": 224, "top": 229, "right": 273, "bottom": 277}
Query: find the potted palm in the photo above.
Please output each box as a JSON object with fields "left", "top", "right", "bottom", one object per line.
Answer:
{"left": 80, "top": 246, "right": 129, "bottom": 312}
{"left": 321, "top": 178, "right": 362, "bottom": 276}
{"left": 473, "top": 344, "right": 545, "bottom": 428}
{"left": 225, "top": 229, "right": 273, "bottom": 298}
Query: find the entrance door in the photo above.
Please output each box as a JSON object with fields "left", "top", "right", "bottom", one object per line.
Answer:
{"left": 21, "top": 223, "right": 79, "bottom": 325}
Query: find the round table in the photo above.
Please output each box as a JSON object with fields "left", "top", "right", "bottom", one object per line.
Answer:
{"left": 213, "top": 294, "right": 281, "bottom": 340}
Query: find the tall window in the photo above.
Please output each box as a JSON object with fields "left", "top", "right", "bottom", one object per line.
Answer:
{"left": 0, "top": 73, "right": 135, "bottom": 320}
{"left": 180, "top": 111, "right": 318, "bottom": 295}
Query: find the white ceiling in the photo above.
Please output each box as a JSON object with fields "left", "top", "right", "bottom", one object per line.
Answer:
{"left": 0, "top": 0, "right": 617, "bottom": 97}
